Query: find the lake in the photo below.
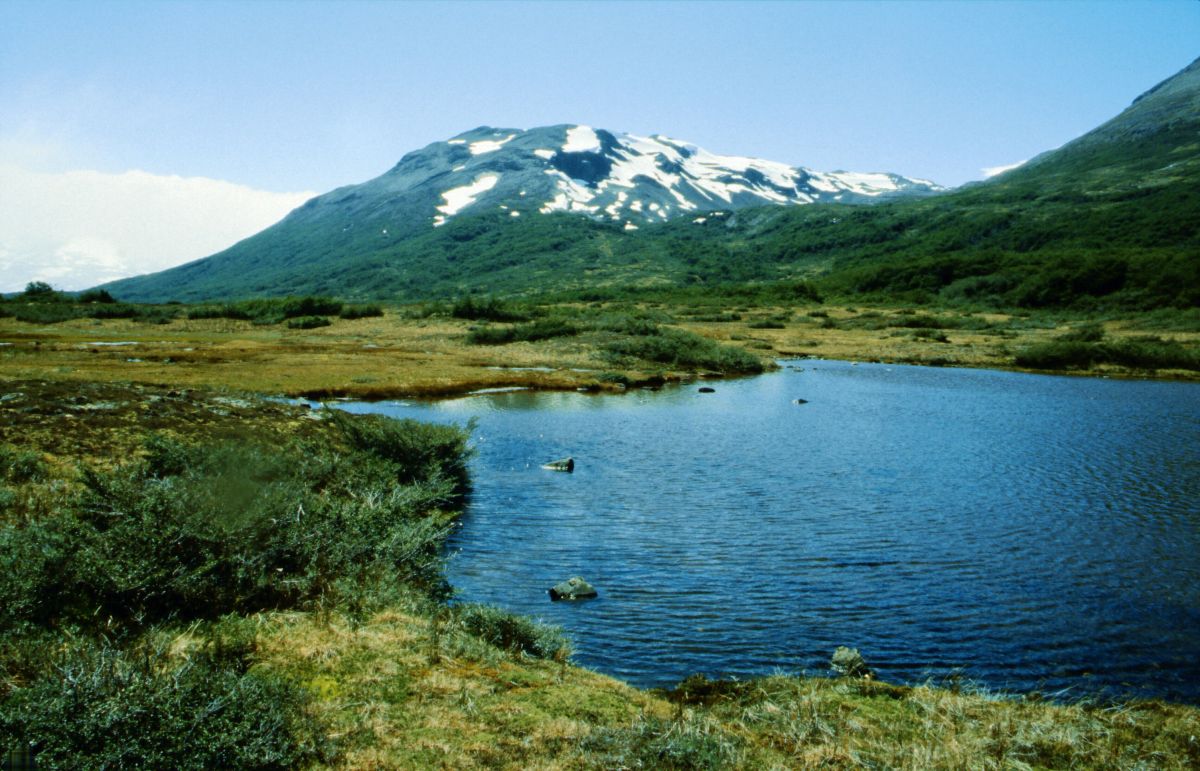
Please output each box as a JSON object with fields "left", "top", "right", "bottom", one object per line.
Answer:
{"left": 336, "top": 360, "right": 1200, "bottom": 702}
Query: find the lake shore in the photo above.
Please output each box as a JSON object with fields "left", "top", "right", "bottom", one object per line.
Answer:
{"left": 1, "top": 304, "right": 1196, "bottom": 402}
{"left": 2, "top": 378, "right": 1199, "bottom": 768}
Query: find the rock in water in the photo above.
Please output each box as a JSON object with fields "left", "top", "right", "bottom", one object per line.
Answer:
{"left": 541, "top": 457, "right": 575, "bottom": 472}
{"left": 698, "top": 386, "right": 716, "bottom": 393}
{"left": 549, "top": 576, "right": 597, "bottom": 601}
{"left": 831, "top": 646, "right": 872, "bottom": 677}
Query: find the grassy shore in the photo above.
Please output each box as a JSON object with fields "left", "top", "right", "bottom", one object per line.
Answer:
{"left": 2, "top": 298, "right": 1198, "bottom": 767}
{"left": 1, "top": 302, "right": 1197, "bottom": 403}
{"left": 2, "top": 379, "right": 1198, "bottom": 769}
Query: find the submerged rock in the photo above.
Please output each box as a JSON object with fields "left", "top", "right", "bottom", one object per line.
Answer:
{"left": 698, "top": 386, "right": 716, "bottom": 393}
{"left": 541, "top": 457, "right": 575, "bottom": 472}
{"left": 831, "top": 646, "right": 872, "bottom": 678}
{"left": 549, "top": 576, "right": 597, "bottom": 601}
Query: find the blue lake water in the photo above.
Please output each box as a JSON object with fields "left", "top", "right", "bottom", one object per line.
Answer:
{"left": 338, "top": 360, "right": 1200, "bottom": 702}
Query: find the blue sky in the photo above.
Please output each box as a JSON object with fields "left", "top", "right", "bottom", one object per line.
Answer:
{"left": 1, "top": 0, "right": 1197, "bottom": 290}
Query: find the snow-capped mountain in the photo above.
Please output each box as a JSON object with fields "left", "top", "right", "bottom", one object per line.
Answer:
{"left": 102, "top": 123, "right": 946, "bottom": 302}
{"left": 371, "top": 124, "right": 942, "bottom": 231}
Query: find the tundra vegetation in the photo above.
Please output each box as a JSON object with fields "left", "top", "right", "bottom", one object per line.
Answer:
{"left": 0, "top": 376, "right": 1198, "bottom": 768}
{"left": 1, "top": 284, "right": 1199, "bottom": 768}
{"left": 1, "top": 286, "right": 1196, "bottom": 403}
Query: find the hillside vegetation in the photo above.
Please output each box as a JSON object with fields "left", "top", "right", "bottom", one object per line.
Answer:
{"left": 99, "top": 59, "right": 1200, "bottom": 315}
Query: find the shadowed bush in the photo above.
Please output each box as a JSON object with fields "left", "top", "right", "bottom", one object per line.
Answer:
{"left": 185, "top": 296, "right": 343, "bottom": 324}
{"left": 327, "top": 409, "right": 473, "bottom": 498}
{"left": 338, "top": 303, "right": 384, "bottom": 319}
{"left": 606, "top": 328, "right": 767, "bottom": 374}
{"left": 1015, "top": 335, "right": 1200, "bottom": 370}
{"left": 454, "top": 603, "right": 571, "bottom": 660}
{"left": 0, "top": 634, "right": 331, "bottom": 771}
{"left": 0, "top": 417, "right": 472, "bottom": 636}
{"left": 466, "top": 318, "right": 579, "bottom": 345}
{"left": 0, "top": 446, "right": 47, "bottom": 484}
{"left": 451, "top": 295, "right": 530, "bottom": 322}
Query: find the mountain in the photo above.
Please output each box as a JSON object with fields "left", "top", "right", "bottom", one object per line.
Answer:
{"left": 104, "top": 57, "right": 1199, "bottom": 309}
{"left": 101, "top": 125, "right": 941, "bottom": 302}
{"left": 780, "top": 56, "right": 1200, "bottom": 309}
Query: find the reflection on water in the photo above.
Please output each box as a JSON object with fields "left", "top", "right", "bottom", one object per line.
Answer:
{"left": 342, "top": 360, "right": 1200, "bottom": 701}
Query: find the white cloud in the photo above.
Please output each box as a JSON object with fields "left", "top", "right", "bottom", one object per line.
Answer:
{"left": 981, "top": 159, "right": 1027, "bottom": 178}
{"left": 0, "top": 165, "right": 314, "bottom": 293}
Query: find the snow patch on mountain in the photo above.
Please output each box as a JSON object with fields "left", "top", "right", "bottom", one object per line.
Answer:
{"left": 420, "top": 124, "right": 943, "bottom": 227}
{"left": 563, "top": 125, "right": 601, "bottom": 153}
{"left": 434, "top": 174, "right": 499, "bottom": 226}
{"left": 469, "top": 134, "right": 517, "bottom": 155}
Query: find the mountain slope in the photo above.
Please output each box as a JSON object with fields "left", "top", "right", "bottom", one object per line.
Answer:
{"left": 103, "top": 57, "right": 1199, "bottom": 309}
{"left": 101, "top": 125, "right": 941, "bottom": 302}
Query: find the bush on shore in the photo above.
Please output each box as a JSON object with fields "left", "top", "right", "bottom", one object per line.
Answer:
{"left": 0, "top": 408, "right": 477, "bottom": 768}
{"left": 1015, "top": 334, "right": 1200, "bottom": 371}
{"left": 606, "top": 327, "right": 767, "bottom": 374}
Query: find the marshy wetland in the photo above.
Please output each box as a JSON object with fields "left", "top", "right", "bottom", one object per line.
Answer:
{"left": 2, "top": 297, "right": 1199, "bottom": 768}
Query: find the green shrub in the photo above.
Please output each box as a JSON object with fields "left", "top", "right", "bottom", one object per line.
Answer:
{"left": 454, "top": 603, "right": 571, "bottom": 660}
{"left": 77, "top": 289, "right": 116, "bottom": 304}
{"left": 184, "top": 297, "right": 342, "bottom": 324}
{"left": 912, "top": 328, "right": 950, "bottom": 342}
{"left": 0, "top": 424, "right": 470, "bottom": 634}
{"left": 0, "top": 446, "right": 47, "bottom": 484}
{"left": 286, "top": 315, "right": 331, "bottom": 329}
{"left": 451, "top": 296, "right": 529, "bottom": 322}
{"left": 1014, "top": 336, "right": 1199, "bottom": 370}
{"left": 11, "top": 304, "right": 80, "bottom": 324}
{"left": 689, "top": 312, "right": 742, "bottom": 322}
{"left": 607, "top": 328, "right": 766, "bottom": 374}
{"left": 466, "top": 318, "right": 579, "bottom": 345}
{"left": 0, "top": 637, "right": 331, "bottom": 770}
{"left": 596, "top": 314, "right": 664, "bottom": 336}
{"left": 85, "top": 302, "right": 140, "bottom": 319}
{"left": 747, "top": 320, "right": 785, "bottom": 329}
{"left": 328, "top": 410, "right": 474, "bottom": 496}
{"left": 0, "top": 518, "right": 80, "bottom": 634}
{"left": 1057, "top": 322, "right": 1106, "bottom": 342}
{"left": 1105, "top": 336, "right": 1200, "bottom": 369}
{"left": 338, "top": 303, "right": 384, "bottom": 319}
{"left": 186, "top": 304, "right": 252, "bottom": 321}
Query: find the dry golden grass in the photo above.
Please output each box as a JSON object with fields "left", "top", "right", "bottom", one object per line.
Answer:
{"left": 3, "top": 306, "right": 1194, "bottom": 407}
{"left": 0, "top": 312, "right": 625, "bottom": 398}
{"left": 690, "top": 306, "right": 1200, "bottom": 378}
{"left": 247, "top": 607, "right": 1200, "bottom": 770}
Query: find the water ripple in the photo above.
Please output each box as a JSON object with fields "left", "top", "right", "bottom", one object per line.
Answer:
{"left": 351, "top": 360, "right": 1200, "bottom": 702}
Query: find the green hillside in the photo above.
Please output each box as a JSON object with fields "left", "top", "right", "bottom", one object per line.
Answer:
{"left": 103, "top": 57, "right": 1200, "bottom": 310}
